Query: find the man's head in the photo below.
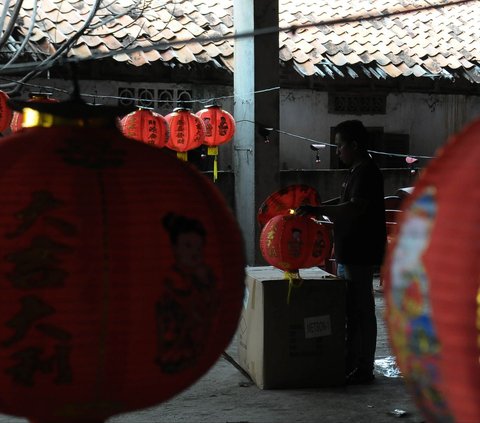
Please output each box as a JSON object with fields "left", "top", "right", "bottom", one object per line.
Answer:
{"left": 334, "top": 120, "right": 369, "bottom": 166}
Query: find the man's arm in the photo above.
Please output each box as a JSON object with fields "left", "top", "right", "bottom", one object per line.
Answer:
{"left": 296, "top": 197, "right": 368, "bottom": 222}
{"left": 322, "top": 196, "right": 340, "bottom": 205}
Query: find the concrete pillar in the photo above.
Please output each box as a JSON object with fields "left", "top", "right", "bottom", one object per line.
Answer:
{"left": 233, "top": 0, "right": 280, "bottom": 265}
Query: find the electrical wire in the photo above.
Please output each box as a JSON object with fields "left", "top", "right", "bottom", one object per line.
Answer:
{"left": 237, "top": 120, "right": 434, "bottom": 160}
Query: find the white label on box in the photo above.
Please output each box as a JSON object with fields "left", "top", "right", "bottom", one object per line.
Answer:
{"left": 304, "top": 315, "right": 331, "bottom": 339}
{"left": 243, "top": 286, "right": 249, "bottom": 309}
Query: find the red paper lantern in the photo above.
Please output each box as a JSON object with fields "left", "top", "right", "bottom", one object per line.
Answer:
{"left": 10, "top": 93, "right": 59, "bottom": 132}
{"left": 165, "top": 108, "right": 205, "bottom": 161}
{"left": 383, "top": 117, "right": 480, "bottom": 423}
{"left": 120, "top": 108, "right": 169, "bottom": 148}
{"left": 260, "top": 214, "right": 330, "bottom": 302}
{"left": 196, "top": 105, "right": 235, "bottom": 181}
{"left": 0, "top": 103, "right": 245, "bottom": 423}
{"left": 0, "top": 90, "right": 12, "bottom": 132}
{"left": 258, "top": 185, "right": 322, "bottom": 228}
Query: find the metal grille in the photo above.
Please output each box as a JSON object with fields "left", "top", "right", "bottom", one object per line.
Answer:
{"left": 328, "top": 93, "right": 386, "bottom": 115}
{"left": 117, "top": 87, "right": 193, "bottom": 113}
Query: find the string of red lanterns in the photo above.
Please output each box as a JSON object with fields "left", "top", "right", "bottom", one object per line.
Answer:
{"left": 0, "top": 93, "right": 236, "bottom": 180}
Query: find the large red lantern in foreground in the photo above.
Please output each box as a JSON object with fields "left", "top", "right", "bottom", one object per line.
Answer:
{"left": 10, "top": 93, "right": 59, "bottom": 132}
{"left": 258, "top": 185, "right": 322, "bottom": 228}
{"left": 165, "top": 108, "right": 205, "bottom": 161}
{"left": 0, "top": 90, "right": 12, "bottom": 132}
{"left": 383, "top": 117, "right": 480, "bottom": 423}
{"left": 260, "top": 214, "right": 330, "bottom": 302}
{"left": 120, "top": 108, "right": 169, "bottom": 148}
{"left": 0, "top": 101, "right": 245, "bottom": 423}
{"left": 196, "top": 105, "right": 235, "bottom": 181}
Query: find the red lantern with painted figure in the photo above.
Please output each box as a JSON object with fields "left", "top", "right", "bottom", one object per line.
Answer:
{"left": 196, "top": 105, "right": 235, "bottom": 181}
{"left": 383, "top": 116, "right": 480, "bottom": 423}
{"left": 165, "top": 107, "right": 205, "bottom": 161}
{"left": 0, "top": 90, "right": 12, "bottom": 132}
{"left": 120, "top": 108, "right": 169, "bottom": 148}
{"left": 260, "top": 214, "right": 330, "bottom": 302}
{"left": 10, "top": 93, "right": 59, "bottom": 133}
{"left": 0, "top": 100, "right": 245, "bottom": 423}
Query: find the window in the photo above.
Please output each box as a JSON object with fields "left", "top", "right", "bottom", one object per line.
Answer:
{"left": 117, "top": 87, "right": 193, "bottom": 113}
{"left": 328, "top": 93, "right": 386, "bottom": 115}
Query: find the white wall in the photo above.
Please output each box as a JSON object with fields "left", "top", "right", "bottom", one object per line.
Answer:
{"left": 279, "top": 89, "right": 480, "bottom": 170}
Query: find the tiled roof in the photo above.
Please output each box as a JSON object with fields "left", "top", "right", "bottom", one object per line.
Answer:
{"left": 2, "top": 0, "right": 479, "bottom": 82}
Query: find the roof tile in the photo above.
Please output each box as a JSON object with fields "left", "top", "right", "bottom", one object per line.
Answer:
{"left": 2, "top": 0, "right": 479, "bottom": 82}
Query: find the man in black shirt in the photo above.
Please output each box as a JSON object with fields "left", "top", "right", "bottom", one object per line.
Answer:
{"left": 297, "top": 120, "right": 386, "bottom": 384}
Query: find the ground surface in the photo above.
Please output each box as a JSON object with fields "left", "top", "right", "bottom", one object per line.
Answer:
{"left": 0, "top": 280, "right": 425, "bottom": 423}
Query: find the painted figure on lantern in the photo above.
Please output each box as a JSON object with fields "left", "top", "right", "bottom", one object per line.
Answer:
{"left": 312, "top": 229, "right": 327, "bottom": 259}
{"left": 287, "top": 228, "right": 302, "bottom": 258}
{"left": 155, "top": 213, "right": 217, "bottom": 373}
{"left": 218, "top": 116, "right": 228, "bottom": 136}
{"left": 203, "top": 117, "right": 212, "bottom": 137}
{"left": 390, "top": 187, "right": 453, "bottom": 421}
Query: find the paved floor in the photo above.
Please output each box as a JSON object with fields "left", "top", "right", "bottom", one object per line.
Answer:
{"left": 0, "top": 280, "right": 425, "bottom": 423}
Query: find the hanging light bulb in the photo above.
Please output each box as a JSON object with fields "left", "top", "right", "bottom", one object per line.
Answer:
{"left": 310, "top": 143, "right": 325, "bottom": 164}
{"left": 258, "top": 126, "right": 272, "bottom": 143}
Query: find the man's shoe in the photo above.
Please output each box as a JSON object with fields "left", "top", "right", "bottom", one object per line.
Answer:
{"left": 346, "top": 368, "right": 375, "bottom": 385}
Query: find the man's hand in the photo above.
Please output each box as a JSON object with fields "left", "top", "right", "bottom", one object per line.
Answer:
{"left": 295, "top": 205, "right": 320, "bottom": 217}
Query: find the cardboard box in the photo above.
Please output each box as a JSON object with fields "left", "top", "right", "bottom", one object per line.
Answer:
{"left": 238, "top": 266, "right": 346, "bottom": 389}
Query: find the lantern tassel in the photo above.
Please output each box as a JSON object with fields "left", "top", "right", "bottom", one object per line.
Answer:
{"left": 283, "top": 271, "right": 303, "bottom": 304}
{"left": 208, "top": 146, "right": 219, "bottom": 182}
{"left": 177, "top": 151, "right": 188, "bottom": 161}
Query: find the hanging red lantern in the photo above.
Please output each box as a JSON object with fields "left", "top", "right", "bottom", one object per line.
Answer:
{"left": 196, "top": 105, "right": 235, "bottom": 181}
{"left": 383, "top": 117, "right": 480, "bottom": 423}
{"left": 165, "top": 107, "right": 205, "bottom": 161}
{"left": 10, "top": 93, "right": 59, "bottom": 132}
{"left": 260, "top": 214, "right": 330, "bottom": 302}
{"left": 120, "top": 108, "right": 169, "bottom": 148}
{"left": 258, "top": 185, "right": 322, "bottom": 228}
{"left": 0, "top": 100, "right": 245, "bottom": 423}
{"left": 0, "top": 90, "right": 13, "bottom": 132}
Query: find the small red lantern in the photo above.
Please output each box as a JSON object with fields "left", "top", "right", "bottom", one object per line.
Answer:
{"left": 0, "top": 90, "right": 12, "bottom": 132}
{"left": 383, "top": 117, "right": 480, "bottom": 423}
{"left": 165, "top": 107, "right": 205, "bottom": 161}
{"left": 120, "top": 108, "right": 169, "bottom": 148}
{"left": 196, "top": 105, "right": 235, "bottom": 181}
{"left": 0, "top": 101, "right": 245, "bottom": 423}
{"left": 258, "top": 185, "right": 322, "bottom": 228}
{"left": 260, "top": 214, "right": 330, "bottom": 302}
{"left": 10, "top": 93, "right": 59, "bottom": 133}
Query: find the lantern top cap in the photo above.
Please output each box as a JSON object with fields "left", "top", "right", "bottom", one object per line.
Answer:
{"left": 29, "top": 92, "right": 53, "bottom": 98}
{"left": 8, "top": 98, "right": 134, "bottom": 118}
{"left": 173, "top": 106, "right": 192, "bottom": 112}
